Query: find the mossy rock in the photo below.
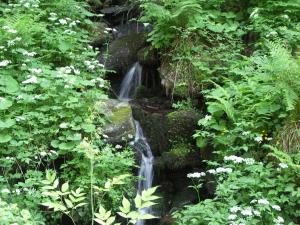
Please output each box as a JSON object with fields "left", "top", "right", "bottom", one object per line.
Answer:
{"left": 166, "top": 109, "right": 201, "bottom": 143}
{"left": 99, "top": 32, "right": 147, "bottom": 74}
{"left": 98, "top": 99, "right": 135, "bottom": 143}
{"left": 137, "top": 46, "right": 159, "bottom": 67}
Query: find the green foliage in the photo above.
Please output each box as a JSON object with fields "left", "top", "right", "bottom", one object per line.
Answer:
{"left": 0, "top": 1, "right": 135, "bottom": 224}
{"left": 174, "top": 150, "right": 300, "bottom": 224}
{"left": 195, "top": 42, "right": 300, "bottom": 154}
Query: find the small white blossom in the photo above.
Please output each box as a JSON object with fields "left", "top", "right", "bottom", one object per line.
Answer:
{"left": 1, "top": 188, "right": 11, "bottom": 194}
{"left": 250, "top": 199, "right": 257, "bottom": 204}
{"left": 274, "top": 216, "right": 284, "bottom": 224}
{"left": 103, "top": 134, "right": 109, "bottom": 139}
{"left": 241, "top": 209, "right": 252, "bottom": 216}
{"left": 230, "top": 206, "right": 241, "bottom": 213}
{"left": 115, "top": 144, "right": 122, "bottom": 149}
{"left": 253, "top": 210, "right": 261, "bottom": 216}
{"left": 272, "top": 205, "right": 281, "bottom": 211}
{"left": 0, "top": 60, "right": 11, "bottom": 67}
{"left": 228, "top": 214, "right": 237, "bottom": 220}
{"left": 258, "top": 199, "right": 269, "bottom": 205}
{"left": 40, "top": 151, "right": 47, "bottom": 157}
{"left": 187, "top": 172, "right": 206, "bottom": 178}
{"left": 59, "top": 122, "right": 68, "bottom": 129}
{"left": 207, "top": 169, "right": 216, "bottom": 174}
{"left": 30, "top": 68, "right": 42, "bottom": 74}
{"left": 204, "top": 115, "right": 212, "bottom": 121}
{"left": 59, "top": 19, "right": 68, "bottom": 25}
{"left": 22, "top": 75, "right": 38, "bottom": 84}
{"left": 254, "top": 136, "right": 263, "bottom": 143}
{"left": 279, "top": 163, "right": 288, "bottom": 169}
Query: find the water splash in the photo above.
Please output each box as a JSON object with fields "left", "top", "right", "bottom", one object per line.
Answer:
{"left": 118, "top": 62, "right": 142, "bottom": 100}
{"left": 134, "top": 121, "right": 154, "bottom": 225}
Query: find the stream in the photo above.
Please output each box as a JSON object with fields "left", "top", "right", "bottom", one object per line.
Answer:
{"left": 118, "top": 62, "right": 154, "bottom": 225}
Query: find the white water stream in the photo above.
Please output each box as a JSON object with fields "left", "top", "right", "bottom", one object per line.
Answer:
{"left": 119, "top": 62, "right": 142, "bottom": 101}
{"left": 118, "top": 62, "right": 154, "bottom": 225}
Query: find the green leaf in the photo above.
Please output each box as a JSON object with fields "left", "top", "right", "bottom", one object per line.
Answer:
{"left": 0, "top": 98, "right": 12, "bottom": 110}
{"left": 134, "top": 194, "right": 142, "bottom": 209}
{"left": 65, "top": 198, "right": 73, "bottom": 208}
{"left": 0, "top": 118, "right": 15, "bottom": 129}
{"left": 196, "top": 137, "right": 207, "bottom": 148}
{"left": 0, "top": 75, "right": 19, "bottom": 93}
{"left": 61, "top": 182, "right": 69, "bottom": 192}
{"left": 122, "top": 197, "right": 131, "bottom": 213}
{"left": 0, "top": 132, "right": 12, "bottom": 143}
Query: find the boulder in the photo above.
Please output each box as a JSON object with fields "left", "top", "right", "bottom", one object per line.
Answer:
{"left": 137, "top": 46, "right": 160, "bottom": 67}
{"left": 98, "top": 32, "right": 148, "bottom": 75}
{"left": 166, "top": 109, "right": 201, "bottom": 143}
{"left": 99, "top": 99, "right": 135, "bottom": 143}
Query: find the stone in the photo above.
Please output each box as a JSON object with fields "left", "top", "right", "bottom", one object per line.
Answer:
{"left": 98, "top": 99, "right": 135, "bottom": 143}
{"left": 166, "top": 109, "right": 201, "bottom": 143}
{"left": 137, "top": 46, "right": 159, "bottom": 67}
{"left": 98, "top": 32, "right": 148, "bottom": 75}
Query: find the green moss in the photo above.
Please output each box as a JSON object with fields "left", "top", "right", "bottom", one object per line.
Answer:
{"left": 109, "top": 106, "right": 132, "bottom": 125}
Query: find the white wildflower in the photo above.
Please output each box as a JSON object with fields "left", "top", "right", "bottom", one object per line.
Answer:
{"left": 1, "top": 189, "right": 10, "bottom": 194}
{"left": 279, "top": 163, "right": 288, "bottom": 169}
{"left": 250, "top": 199, "right": 257, "bottom": 204}
{"left": 115, "top": 144, "right": 122, "bottom": 149}
{"left": 187, "top": 172, "right": 206, "bottom": 178}
{"left": 59, "top": 122, "right": 68, "bottom": 129}
{"left": 59, "top": 19, "right": 68, "bottom": 25}
{"left": 103, "top": 134, "right": 109, "bottom": 139}
{"left": 254, "top": 136, "right": 263, "bottom": 143}
{"left": 0, "top": 60, "right": 11, "bottom": 67}
{"left": 274, "top": 216, "right": 284, "bottom": 224}
{"left": 258, "top": 199, "right": 269, "bottom": 205}
{"left": 224, "top": 155, "right": 244, "bottom": 164}
{"left": 230, "top": 206, "right": 241, "bottom": 213}
{"left": 40, "top": 151, "right": 47, "bottom": 157}
{"left": 241, "top": 209, "right": 252, "bottom": 216}
{"left": 272, "top": 205, "right": 281, "bottom": 211}
{"left": 207, "top": 169, "right": 216, "bottom": 174}
{"left": 253, "top": 210, "right": 261, "bottom": 216}
{"left": 7, "top": 28, "right": 17, "bottom": 33}
{"left": 228, "top": 214, "right": 237, "bottom": 220}
{"left": 243, "top": 158, "right": 255, "bottom": 165}
{"left": 22, "top": 75, "right": 38, "bottom": 84}
{"left": 15, "top": 189, "right": 21, "bottom": 195}
{"left": 242, "top": 131, "right": 250, "bottom": 136}
{"left": 30, "top": 68, "right": 42, "bottom": 74}
{"left": 204, "top": 115, "right": 212, "bottom": 121}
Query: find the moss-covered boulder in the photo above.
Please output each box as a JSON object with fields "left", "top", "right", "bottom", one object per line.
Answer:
{"left": 166, "top": 109, "right": 201, "bottom": 143}
{"left": 99, "top": 99, "right": 135, "bottom": 143}
{"left": 98, "top": 32, "right": 147, "bottom": 74}
{"left": 137, "top": 46, "right": 159, "bottom": 67}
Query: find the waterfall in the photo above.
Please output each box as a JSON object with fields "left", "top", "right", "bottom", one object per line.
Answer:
{"left": 119, "top": 62, "right": 154, "bottom": 225}
{"left": 134, "top": 121, "right": 154, "bottom": 225}
{"left": 118, "top": 62, "right": 142, "bottom": 100}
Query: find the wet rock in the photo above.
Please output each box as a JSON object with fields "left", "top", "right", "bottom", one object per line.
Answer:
{"left": 99, "top": 99, "right": 135, "bottom": 143}
{"left": 166, "top": 109, "right": 201, "bottom": 143}
{"left": 99, "top": 32, "right": 148, "bottom": 75}
{"left": 137, "top": 46, "right": 160, "bottom": 67}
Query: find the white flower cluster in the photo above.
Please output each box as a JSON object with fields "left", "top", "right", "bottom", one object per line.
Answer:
{"left": 279, "top": 163, "right": 288, "bottom": 169}
{"left": 7, "top": 37, "right": 22, "bottom": 47}
{"left": 187, "top": 172, "right": 206, "bottom": 178}
{"left": 104, "top": 27, "right": 117, "bottom": 34}
{"left": 22, "top": 50, "right": 37, "bottom": 57}
{"left": 229, "top": 205, "right": 261, "bottom": 225}
{"left": 1, "top": 187, "right": 36, "bottom": 195}
{"left": 224, "top": 155, "right": 255, "bottom": 165}
{"left": 57, "top": 66, "right": 80, "bottom": 75}
{"left": 40, "top": 150, "right": 58, "bottom": 157}
{"left": 48, "top": 12, "right": 80, "bottom": 28}
{"left": 2, "top": 25, "right": 17, "bottom": 34}
{"left": 274, "top": 216, "right": 284, "bottom": 225}
{"left": 22, "top": 75, "right": 38, "bottom": 84}
{"left": 16, "top": 0, "right": 40, "bottom": 8}
{"left": 208, "top": 167, "right": 233, "bottom": 174}
{"left": 0, "top": 60, "right": 11, "bottom": 67}
{"left": 84, "top": 59, "right": 104, "bottom": 71}
{"left": 115, "top": 144, "right": 122, "bottom": 149}
{"left": 204, "top": 114, "right": 212, "bottom": 121}
{"left": 90, "top": 77, "right": 106, "bottom": 88}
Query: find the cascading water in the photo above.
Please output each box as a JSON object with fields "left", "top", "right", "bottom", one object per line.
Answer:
{"left": 119, "top": 62, "right": 154, "bottom": 225}
{"left": 118, "top": 62, "right": 142, "bottom": 100}
{"left": 134, "top": 120, "right": 154, "bottom": 225}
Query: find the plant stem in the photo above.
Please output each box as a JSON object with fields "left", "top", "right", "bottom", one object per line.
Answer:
{"left": 90, "top": 157, "right": 94, "bottom": 225}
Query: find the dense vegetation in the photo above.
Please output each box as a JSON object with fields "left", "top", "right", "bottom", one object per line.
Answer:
{"left": 139, "top": 0, "right": 300, "bottom": 224}
{"left": 1, "top": 0, "right": 300, "bottom": 225}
